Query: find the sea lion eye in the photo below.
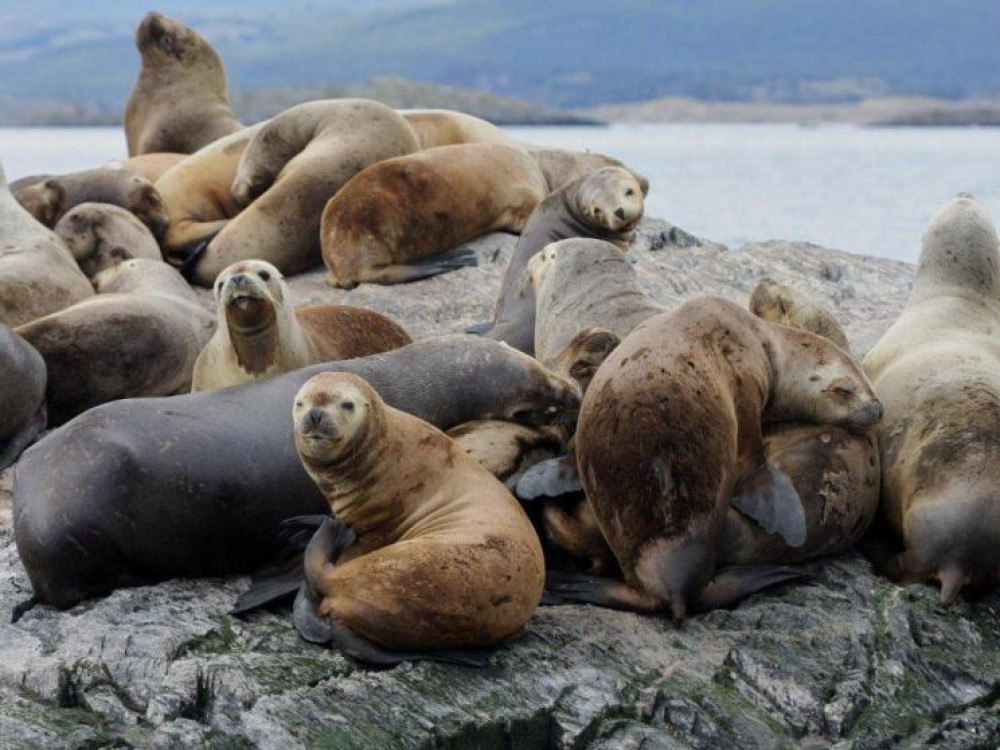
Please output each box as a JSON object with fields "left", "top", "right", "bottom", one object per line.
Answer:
{"left": 258, "top": 270, "right": 271, "bottom": 281}
{"left": 625, "top": 188, "right": 635, "bottom": 197}
{"left": 341, "top": 401, "right": 355, "bottom": 411}
{"left": 295, "top": 401, "right": 303, "bottom": 408}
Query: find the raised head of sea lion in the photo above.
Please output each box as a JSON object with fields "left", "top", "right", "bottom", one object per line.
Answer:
{"left": 289, "top": 372, "right": 545, "bottom": 666}
{"left": 125, "top": 12, "right": 243, "bottom": 156}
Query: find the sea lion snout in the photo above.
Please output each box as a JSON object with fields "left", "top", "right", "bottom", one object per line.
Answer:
{"left": 848, "top": 398, "right": 883, "bottom": 433}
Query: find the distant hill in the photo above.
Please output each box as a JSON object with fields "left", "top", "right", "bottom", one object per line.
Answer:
{"left": 0, "top": 0, "right": 999, "bottom": 120}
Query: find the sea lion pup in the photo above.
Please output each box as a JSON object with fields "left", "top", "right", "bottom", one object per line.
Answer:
{"left": 0, "top": 163, "right": 93, "bottom": 327}
{"left": 15, "top": 259, "right": 214, "bottom": 426}
{"left": 749, "top": 278, "right": 851, "bottom": 352}
{"left": 863, "top": 194, "right": 1000, "bottom": 605}
{"left": 524, "top": 146, "right": 650, "bottom": 193}
{"left": 13, "top": 168, "right": 170, "bottom": 239}
{"left": 157, "top": 124, "right": 264, "bottom": 262}
{"left": 184, "top": 99, "right": 421, "bottom": 286}
{"left": 290, "top": 372, "right": 544, "bottom": 666}
{"left": 560, "top": 297, "right": 882, "bottom": 620}
{"left": 192, "top": 260, "right": 411, "bottom": 391}
{"left": 14, "top": 336, "right": 580, "bottom": 608}
{"left": 321, "top": 144, "right": 547, "bottom": 288}
{"left": 0, "top": 325, "right": 47, "bottom": 470}
{"left": 107, "top": 153, "right": 187, "bottom": 183}
{"left": 447, "top": 420, "right": 564, "bottom": 490}
{"left": 54, "top": 203, "right": 162, "bottom": 278}
{"left": 471, "top": 166, "right": 645, "bottom": 353}
{"left": 399, "top": 109, "right": 518, "bottom": 149}
{"left": 124, "top": 12, "right": 243, "bottom": 156}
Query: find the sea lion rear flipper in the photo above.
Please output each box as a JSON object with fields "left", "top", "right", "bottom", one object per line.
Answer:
{"left": 364, "top": 248, "right": 479, "bottom": 286}
{"left": 516, "top": 455, "right": 582, "bottom": 500}
{"left": 176, "top": 230, "right": 221, "bottom": 280}
{"left": 0, "top": 402, "right": 46, "bottom": 471}
{"left": 692, "top": 564, "right": 811, "bottom": 613}
{"left": 544, "top": 570, "right": 660, "bottom": 613}
{"left": 292, "top": 583, "right": 334, "bottom": 644}
{"left": 731, "top": 465, "right": 807, "bottom": 547}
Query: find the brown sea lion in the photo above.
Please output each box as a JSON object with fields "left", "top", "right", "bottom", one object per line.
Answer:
{"left": 184, "top": 100, "right": 421, "bottom": 286}
{"left": 0, "top": 325, "right": 47, "bottom": 470}
{"left": 399, "top": 109, "right": 518, "bottom": 149}
{"left": 0, "top": 163, "right": 93, "bottom": 327}
{"left": 321, "top": 143, "right": 546, "bottom": 288}
{"left": 289, "top": 372, "right": 545, "bottom": 665}
{"left": 749, "top": 277, "right": 851, "bottom": 352}
{"left": 13, "top": 168, "right": 169, "bottom": 239}
{"left": 54, "top": 203, "right": 162, "bottom": 278}
{"left": 863, "top": 194, "right": 1000, "bottom": 604}
{"left": 16, "top": 259, "right": 215, "bottom": 426}
{"left": 192, "top": 260, "right": 411, "bottom": 391}
{"left": 124, "top": 12, "right": 243, "bottom": 156}
{"left": 562, "top": 297, "right": 882, "bottom": 620}
{"left": 472, "top": 166, "right": 645, "bottom": 353}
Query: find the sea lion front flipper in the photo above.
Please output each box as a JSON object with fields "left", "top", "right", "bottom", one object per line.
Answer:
{"left": 731, "top": 465, "right": 807, "bottom": 547}
{"left": 692, "top": 564, "right": 811, "bottom": 613}
{"left": 0, "top": 402, "right": 46, "bottom": 471}
{"left": 293, "top": 584, "right": 334, "bottom": 644}
{"left": 321, "top": 615, "right": 490, "bottom": 668}
{"left": 544, "top": 570, "right": 660, "bottom": 613}
{"left": 516, "top": 455, "right": 582, "bottom": 500}
{"left": 361, "top": 247, "right": 479, "bottom": 286}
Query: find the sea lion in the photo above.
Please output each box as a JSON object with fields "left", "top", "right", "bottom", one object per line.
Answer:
{"left": 157, "top": 124, "right": 263, "bottom": 261}
{"left": 54, "top": 203, "right": 162, "bottom": 278}
{"left": 863, "top": 194, "right": 1000, "bottom": 604}
{"left": 447, "top": 420, "right": 563, "bottom": 489}
{"left": 399, "top": 109, "right": 518, "bottom": 149}
{"left": 473, "top": 166, "right": 645, "bottom": 353}
{"left": 0, "top": 163, "right": 93, "bottom": 327}
{"left": 108, "top": 153, "right": 188, "bottom": 183}
{"left": 124, "top": 12, "right": 243, "bottom": 156}
{"left": 0, "top": 325, "right": 46, "bottom": 470}
{"left": 192, "top": 260, "right": 411, "bottom": 391}
{"left": 13, "top": 168, "right": 169, "bottom": 239}
{"left": 525, "top": 146, "right": 650, "bottom": 193}
{"left": 184, "top": 100, "right": 421, "bottom": 286}
{"left": 15, "top": 259, "right": 214, "bottom": 426}
{"left": 321, "top": 143, "right": 546, "bottom": 288}
{"left": 14, "top": 336, "right": 580, "bottom": 608}
{"left": 288, "top": 373, "right": 544, "bottom": 665}
{"left": 562, "top": 297, "right": 882, "bottom": 620}
{"left": 749, "top": 278, "right": 851, "bottom": 352}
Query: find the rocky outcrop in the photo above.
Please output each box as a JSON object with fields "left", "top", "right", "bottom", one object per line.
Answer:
{"left": 5, "top": 219, "right": 996, "bottom": 749}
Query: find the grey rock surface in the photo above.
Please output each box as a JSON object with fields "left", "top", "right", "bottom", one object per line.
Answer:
{"left": 4, "top": 219, "right": 996, "bottom": 750}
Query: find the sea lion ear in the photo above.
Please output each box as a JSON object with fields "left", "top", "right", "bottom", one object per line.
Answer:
{"left": 731, "top": 464, "right": 807, "bottom": 547}
{"left": 635, "top": 172, "right": 650, "bottom": 197}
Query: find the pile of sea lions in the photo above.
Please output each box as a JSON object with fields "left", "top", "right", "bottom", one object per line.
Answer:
{"left": 3, "top": 12, "right": 999, "bottom": 667}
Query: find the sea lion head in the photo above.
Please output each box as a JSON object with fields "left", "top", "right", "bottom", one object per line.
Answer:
{"left": 490, "top": 343, "right": 583, "bottom": 427}
{"left": 121, "top": 174, "right": 170, "bottom": 240}
{"left": 766, "top": 326, "right": 882, "bottom": 434}
{"left": 55, "top": 204, "right": 136, "bottom": 277}
{"left": 749, "top": 278, "right": 850, "bottom": 352}
{"left": 136, "top": 12, "right": 215, "bottom": 67}
{"left": 293, "top": 372, "right": 378, "bottom": 465}
{"left": 214, "top": 260, "right": 290, "bottom": 375}
{"left": 573, "top": 167, "right": 645, "bottom": 236}
{"left": 14, "top": 179, "right": 65, "bottom": 227}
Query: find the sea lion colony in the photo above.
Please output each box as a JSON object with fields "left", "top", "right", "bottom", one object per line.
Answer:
{"left": 2, "top": 12, "right": 997, "bottom": 667}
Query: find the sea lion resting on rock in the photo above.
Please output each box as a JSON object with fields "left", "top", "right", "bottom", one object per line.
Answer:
{"left": 184, "top": 99, "right": 421, "bottom": 286}
{"left": 472, "top": 166, "right": 645, "bottom": 353}
{"left": 0, "top": 163, "right": 93, "bottom": 327}
{"left": 864, "top": 194, "right": 1000, "bottom": 604}
{"left": 16, "top": 259, "right": 215, "bottom": 426}
{"left": 14, "top": 336, "right": 580, "bottom": 608}
{"left": 54, "top": 203, "right": 162, "bottom": 278}
{"left": 193, "top": 260, "right": 411, "bottom": 391}
{"left": 12, "top": 168, "right": 169, "bottom": 239}
{"left": 321, "top": 143, "right": 547, "bottom": 288}
{"left": 557, "top": 298, "right": 881, "bottom": 620}
{"left": 124, "top": 12, "right": 243, "bottom": 156}
{"left": 290, "top": 373, "right": 545, "bottom": 665}
{"left": 0, "top": 325, "right": 46, "bottom": 470}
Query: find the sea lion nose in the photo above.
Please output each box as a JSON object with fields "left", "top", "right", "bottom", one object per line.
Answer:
{"left": 873, "top": 400, "right": 884, "bottom": 421}
{"left": 305, "top": 408, "right": 326, "bottom": 430}
{"left": 614, "top": 207, "right": 626, "bottom": 220}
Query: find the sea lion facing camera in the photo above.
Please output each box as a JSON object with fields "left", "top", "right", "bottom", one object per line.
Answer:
{"left": 321, "top": 143, "right": 547, "bottom": 288}
{"left": 14, "top": 336, "right": 580, "bottom": 608}
{"left": 192, "top": 260, "right": 411, "bottom": 391}
{"left": 0, "top": 325, "right": 46, "bottom": 470}
{"left": 183, "top": 100, "right": 421, "bottom": 286}
{"left": 15, "top": 259, "right": 215, "bottom": 426}
{"left": 473, "top": 166, "right": 645, "bottom": 353}
{"left": 124, "top": 12, "right": 243, "bottom": 156}
{"left": 54, "top": 203, "right": 162, "bottom": 278}
{"left": 289, "top": 373, "right": 544, "bottom": 665}
{"left": 864, "top": 194, "right": 1000, "bottom": 604}
{"left": 566, "top": 298, "right": 882, "bottom": 620}
{"left": 0, "top": 163, "right": 93, "bottom": 328}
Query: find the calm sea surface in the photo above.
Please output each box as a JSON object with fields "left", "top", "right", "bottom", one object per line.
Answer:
{"left": 4, "top": 123, "right": 1000, "bottom": 263}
